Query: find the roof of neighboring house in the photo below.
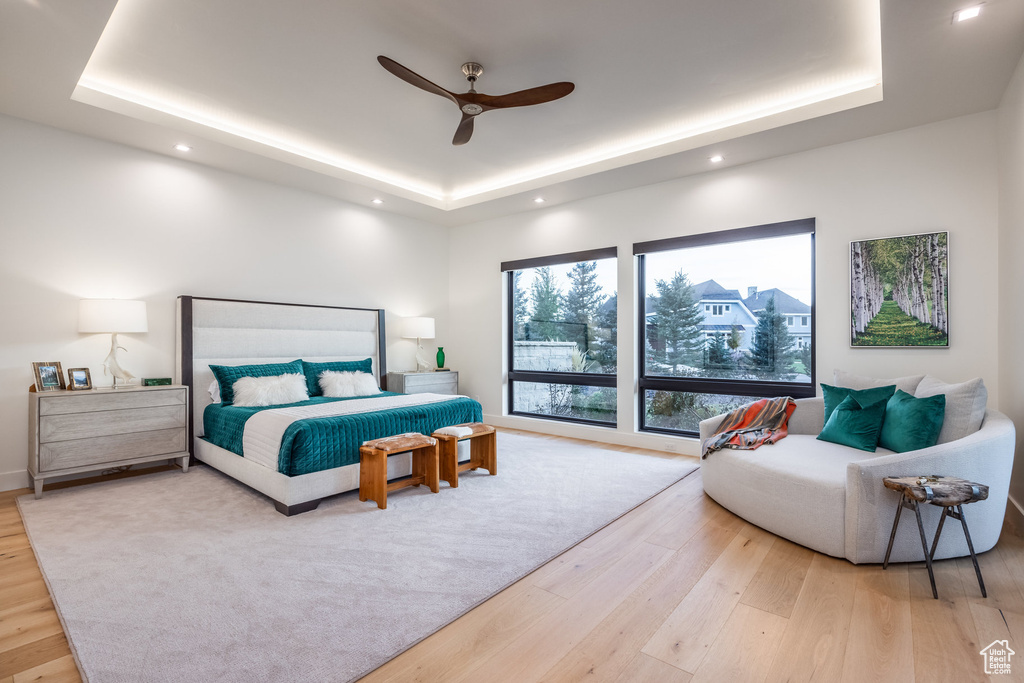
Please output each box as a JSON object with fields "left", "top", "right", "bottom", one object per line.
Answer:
{"left": 701, "top": 324, "right": 735, "bottom": 332}
{"left": 743, "top": 288, "right": 811, "bottom": 314}
{"left": 691, "top": 279, "right": 743, "bottom": 302}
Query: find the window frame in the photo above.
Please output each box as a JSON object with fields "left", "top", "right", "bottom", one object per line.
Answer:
{"left": 634, "top": 219, "right": 816, "bottom": 437}
{"left": 502, "top": 247, "right": 618, "bottom": 427}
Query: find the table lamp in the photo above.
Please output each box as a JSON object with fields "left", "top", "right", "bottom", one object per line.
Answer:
{"left": 402, "top": 317, "right": 435, "bottom": 372}
{"left": 78, "top": 299, "right": 148, "bottom": 388}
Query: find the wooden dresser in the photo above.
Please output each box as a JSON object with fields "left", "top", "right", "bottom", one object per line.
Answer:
{"left": 28, "top": 385, "right": 189, "bottom": 498}
{"left": 387, "top": 371, "right": 459, "bottom": 395}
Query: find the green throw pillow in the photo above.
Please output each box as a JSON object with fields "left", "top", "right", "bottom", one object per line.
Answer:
{"left": 209, "top": 360, "right": 303, "bottom": 405}
{"left": 817, "top": 395, "right": 888, "bottom": 452}
{"left": 878, "top": 390, "right": 946, "bottom": 453}
{"left": 821, "top": 382, "right": 897, "bottom": 424}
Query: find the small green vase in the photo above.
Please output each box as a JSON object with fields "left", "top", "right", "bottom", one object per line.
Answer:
{"left": 436, "top": 347, "right": 445, "bottom": 369}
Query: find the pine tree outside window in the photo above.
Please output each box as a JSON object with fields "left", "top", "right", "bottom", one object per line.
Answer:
{"left": 502, "top": 248, "right": 617, "bottom": 426}
{"left": 634, "top": 220, "right": 815, "bottom": 436}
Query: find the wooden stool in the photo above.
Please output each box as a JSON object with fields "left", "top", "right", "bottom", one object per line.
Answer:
{"left": 359, "top": 433, "right": 439, "bottom": 510}
{"left": 882, "top": 475, "right": 989, "bottom": 599}
{"left": 431, "top": 423, "right": 497, "bottom": 488}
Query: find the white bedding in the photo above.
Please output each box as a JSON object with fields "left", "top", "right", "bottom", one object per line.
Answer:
{"left": 241, "top": 392, "right": 467, "bottom": 470}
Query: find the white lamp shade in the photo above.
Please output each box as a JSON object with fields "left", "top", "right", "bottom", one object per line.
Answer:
{"left": 401, "top": 316, "right": 435, "bottom": 339}
{"left": 78, "top": 299, "right": 148, "bottom": 333}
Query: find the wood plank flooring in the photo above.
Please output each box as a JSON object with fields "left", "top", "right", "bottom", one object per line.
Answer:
{"left": 1, "top": 431, "right": 1022, "bottom": 682}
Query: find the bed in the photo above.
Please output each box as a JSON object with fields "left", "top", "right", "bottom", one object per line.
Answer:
{"left": 175, "top": 296, "right": 481, "bottom": 514}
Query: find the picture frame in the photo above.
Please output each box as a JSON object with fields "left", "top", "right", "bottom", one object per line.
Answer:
{"left": 67, "top": 367, "right": 93, "bottom": 391}
{"left": 32, "top": 361, "right": 66, "bottom": 392}
{"left": 850, "top": 231, "right": 948, "bottom": 347}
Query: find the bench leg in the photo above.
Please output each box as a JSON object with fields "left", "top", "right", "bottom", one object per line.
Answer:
{"left": 412, "top": 444, "right": 440, "bottom": 494}
{"left": 474, "top": 432, "right": 497, "bottom": 475}
{"left": 359, "top": 448, "right": 387, "bottom": 510}
{"left": 438, "top": 437, "right": 459, "bottom": 488}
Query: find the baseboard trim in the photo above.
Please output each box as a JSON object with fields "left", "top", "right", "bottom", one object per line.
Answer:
{"left": 483, "top": 413, "right": 701, "bottom": 457}
{"left": 1007, "top": 494, "right": 1024, "bottom": 531}
{"left": 0, "top": 469, "right": 30, "bottom": 493}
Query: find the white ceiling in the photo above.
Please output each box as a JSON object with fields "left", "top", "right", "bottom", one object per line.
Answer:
{"left": 2, "top": 0, "right": 1023, "bottom": 225}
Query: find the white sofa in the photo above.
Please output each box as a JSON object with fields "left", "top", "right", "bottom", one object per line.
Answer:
{"left": 699, "top": 393, "right": 1015, "bottom": 564}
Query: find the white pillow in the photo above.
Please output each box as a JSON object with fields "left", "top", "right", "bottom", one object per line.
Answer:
{"left": 208, "top": 380, "right": 221, "bottom": 404}
{"left": 231, "top": 373, "right": 309, "bottom": 407}
{"left": 319, "top": 370, "right": 381, "bottom": 398}
{"left": 833, "top": 369, "right": 924, "bottom": 395}
{"left": 915, "top": 375, "right": 988, "bottom": 444}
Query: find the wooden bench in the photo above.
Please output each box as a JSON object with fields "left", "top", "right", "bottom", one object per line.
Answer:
{"left": 431, "top": 423, "right": 496, "bottom": 488}
{"left": 359, "top": 433, "right": 439, "bottom": 509}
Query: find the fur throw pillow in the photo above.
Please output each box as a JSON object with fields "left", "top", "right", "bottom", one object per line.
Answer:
{"left": 319, "top": 371, "right": 381, "bottom": 398}
{"left": 231, "top": 373, "right": 309, "bottom": 407}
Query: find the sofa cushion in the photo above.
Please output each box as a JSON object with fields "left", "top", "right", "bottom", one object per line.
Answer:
{"left": 700, "top": 434, "right": 891, "bottom": 558}
{"left": 878, "top": 390, "right": 945, "bottom": 453}
{"left": 915, "top": 376, "right": 987, "bottom": 444}
{"left": 821, "top": 383, "right": 896, "bottom": 425}
{"left": 833, "top": 369, "right": 925, "bottom": 395}
{"left": 818, "top": 395, "right": 888, "bottom": 452}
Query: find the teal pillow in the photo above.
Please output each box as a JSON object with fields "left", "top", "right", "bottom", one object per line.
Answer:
{"left": 302, "top": 358, "right": 373, "bottom": 396}
{"left": 210, "top": 360, "right": 303, "bottom": 405}
{"left": 879, "top": 390, "right": 946, "bottom": 453}
{"left": 821, "top": 383, "right": 897, "bottom": 424}
{"left": 817, "top": 395, "right": 888, "bottom": 452}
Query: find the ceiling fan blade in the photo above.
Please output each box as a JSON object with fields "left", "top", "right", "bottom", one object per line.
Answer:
{"left": 377, "top": 55, "right": 459, "bottom": 106}
{"left": 476, "top": 82, "right": 575, "bottom": 110}
{"left": 452, "top": 113, "right": 475, "bottom": 146}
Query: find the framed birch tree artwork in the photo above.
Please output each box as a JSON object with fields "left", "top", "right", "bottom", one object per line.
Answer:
{"left": 850, "top": 232, "right": 948, "bottom": 347}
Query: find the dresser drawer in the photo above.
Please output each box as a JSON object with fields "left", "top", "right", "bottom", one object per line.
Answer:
{"left": 39, "top": 388, "right": 186, "bottom": 415}
{"left": 39, "top": 404, "right": 187, "bottom": 443}
{"left": 402, "top": 373, "right": 458, "bottom": 394}
{"left": 39, "top": 428, "right": 187, "bottom": 471}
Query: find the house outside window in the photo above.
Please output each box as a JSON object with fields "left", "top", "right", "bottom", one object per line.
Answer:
{"left": 635, "top": 219, "right": 815, "bottom": 435}
{"left": 504, "top": 248, "right": 617, "bottom": 426}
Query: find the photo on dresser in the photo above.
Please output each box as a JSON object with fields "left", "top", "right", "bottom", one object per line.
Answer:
{"left": 67, "top": 367, "right": 92, "bottom": 390}
{"left": 32, "top": 361, "right": 65, "bottom": 392}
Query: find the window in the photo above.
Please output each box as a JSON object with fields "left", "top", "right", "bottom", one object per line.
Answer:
{"left": 635, "top": 219, "right": 815, "bottom": 436}
{"left": 802, "top": 316, "right": 809, "bottom": 326}
{"left": 712, "top": 304, "right": 728, "bottom": 316}
{"left": 503, "top": 248, "right": 617, "bottom": 426}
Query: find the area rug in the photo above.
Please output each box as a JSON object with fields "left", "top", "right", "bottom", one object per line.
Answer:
{"left": 18, "top": 431, "right": 696, "bottom": 683}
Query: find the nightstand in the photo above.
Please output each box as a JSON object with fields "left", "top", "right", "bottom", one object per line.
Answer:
{"left": 387, "top": 371, "right": 459, "bottom": 395}
{"left": 28, "top": 384, "right": 189, "bottom": 498}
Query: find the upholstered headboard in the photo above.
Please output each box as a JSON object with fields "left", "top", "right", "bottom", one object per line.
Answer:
{"left": 175, "top": 296, "right": 386, "bottom": 454}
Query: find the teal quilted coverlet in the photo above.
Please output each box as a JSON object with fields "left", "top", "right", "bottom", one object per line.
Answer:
{"left": 202, "top": 394, "right": 482, "bottom": 476}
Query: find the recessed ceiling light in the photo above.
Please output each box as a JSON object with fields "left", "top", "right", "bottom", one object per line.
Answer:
{"left": 709, "top": 154, "right": 725, "bottom": 163}
{"left": 371, "top": 198, "right": 383, "bottom": 204}
{"left": 533, "top": 197, "right": 545, "bottom": 203}
{"left": 954, "top": 5, "right": 982, "bottom": 22}
{"left": 173, "top": 143, "right": 191, "bottom": 152}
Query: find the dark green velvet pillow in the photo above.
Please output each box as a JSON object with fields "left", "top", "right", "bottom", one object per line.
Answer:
{"left": 821, "top": 382, "right": 897, "bottom": 424}
{"left": 878, "top": 390, "right": 946, "bottom": 453}
{"left": 209, "top": 360, "right": 303, "bottom": 405}
{"left": 817, "top": 395, "right": 888, "bottom": 452}
{"left": 302, "top": 358, "right": 373, "bottom": 396}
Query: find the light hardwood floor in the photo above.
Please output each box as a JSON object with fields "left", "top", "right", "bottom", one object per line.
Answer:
{"left": 2, "top": 431, "right": 1022, "bottom": 682}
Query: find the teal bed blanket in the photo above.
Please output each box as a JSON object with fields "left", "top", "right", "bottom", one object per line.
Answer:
{"left": 202, "top": 393, "right": 483, "bottom": 476}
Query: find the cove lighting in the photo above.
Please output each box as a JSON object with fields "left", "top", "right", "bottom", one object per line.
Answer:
{"left": 173, "top": 143, "right": 191, "bottom": 152}
{"left": 709, "top": 154, "right": 725, "bottom": 163}
{"left": 954, "top": 5, "right": 982, "bottom": 21}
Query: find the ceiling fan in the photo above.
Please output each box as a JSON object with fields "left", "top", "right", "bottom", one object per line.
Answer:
{"left": 377, "top": 55, "right": 575, "bottom": 145}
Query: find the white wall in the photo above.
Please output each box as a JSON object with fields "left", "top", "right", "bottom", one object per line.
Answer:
{"left": 998, "top": 50, "right": 1024, "bottom": 513}
{"left": 0, "top": 114, "right": 449, "bottom": 490}
{"left": 448, "top": 112, "right": 1001, "bottom": 455}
